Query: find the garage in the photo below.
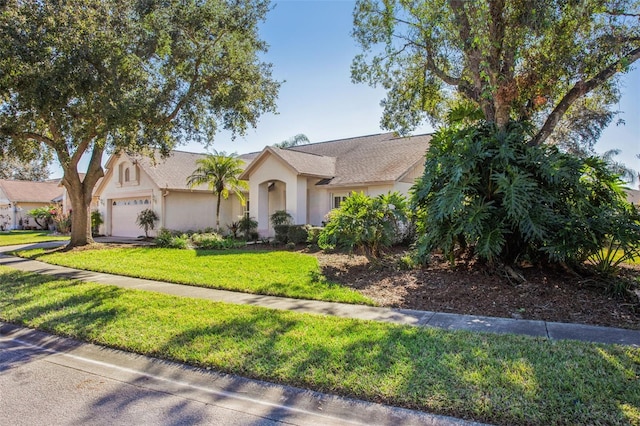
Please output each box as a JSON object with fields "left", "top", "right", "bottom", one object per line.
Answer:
{"left": 110, "top": 197, "right": 152, "bottom": 237}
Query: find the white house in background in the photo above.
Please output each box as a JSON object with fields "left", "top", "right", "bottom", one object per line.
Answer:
{"left": 0, "top": 179, "right": 64, "bottom": 230}
{"left": 94, "top": 132, "right": 431, "bottom": 238}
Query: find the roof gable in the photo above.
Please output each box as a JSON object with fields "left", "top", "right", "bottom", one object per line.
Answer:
{"left": 240, "top": 146, "right": 335, "bottom": 180}
{"left": 100, "top": 150, "right": 256, "bottom": 192}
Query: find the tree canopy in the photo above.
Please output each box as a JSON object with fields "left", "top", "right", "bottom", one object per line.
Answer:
{"left": 0, "top": 155, "right": 51, "bottom": 181}
{"left": 0, "top": 0, "right": 280, "bottom": 246}
{"left": 352, "top": 0, "right": 640, "bottom": 148}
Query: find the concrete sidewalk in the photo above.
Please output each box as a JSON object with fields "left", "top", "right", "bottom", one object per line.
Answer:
{"left": 0, "top": 241, "right": 638, "bottom": 347}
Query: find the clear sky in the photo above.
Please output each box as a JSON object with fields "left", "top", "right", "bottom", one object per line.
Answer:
{"left": 53, "top": 0, "right": 640, "bottom": 181}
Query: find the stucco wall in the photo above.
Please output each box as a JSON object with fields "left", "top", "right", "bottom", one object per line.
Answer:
{"left": 96, "top": 154, "right": 161, "bottom": 236}
{"left": 247, "top": 155, "right": 299, "bottom": 235}
{"left": 163, "top": 191, "right": 244, "bottom": 233}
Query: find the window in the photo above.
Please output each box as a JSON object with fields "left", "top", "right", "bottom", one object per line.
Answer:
{"left": 244, "top": 200, "right": 250, "bottom": 218}
{"left": 124, "top": 168, "right": 130, "bottom": 182}
{"left": 333, "top": 195, "right": 348, "bottom": 209}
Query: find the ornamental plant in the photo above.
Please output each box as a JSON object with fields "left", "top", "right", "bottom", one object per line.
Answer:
{"left": 410, "top": 120, "right": 640, "bottom": 270}
{"left": 136, "top": 209, "right": 159, "bottom": 238}
{"left": 318, "top": 191, "right": 409, "bottom": 257}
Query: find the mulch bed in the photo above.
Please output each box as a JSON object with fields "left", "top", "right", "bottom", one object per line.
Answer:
{"left": 315, "top": 251, "right": 640, "bottom": 330}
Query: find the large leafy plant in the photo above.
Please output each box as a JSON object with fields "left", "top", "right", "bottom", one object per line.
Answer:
{"left": 411, "top": 120, "right": 640, "bottom": 268}
{"left": 318, "top": 191, "right": 409, "bottom": 256}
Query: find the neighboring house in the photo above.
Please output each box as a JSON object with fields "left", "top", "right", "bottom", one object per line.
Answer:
{"left": 626, "top": 188, "right": 640, "bottom": 205}
{"left": 94, "top": 150, "right": 255, "bottom": 237}
{"left": 95, "top": 132, "right": 431, "bottom": 237}
{"left": 0, "top": 179, "right": 64, "bottom": 230}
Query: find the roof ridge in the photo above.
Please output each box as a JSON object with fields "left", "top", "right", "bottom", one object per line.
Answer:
{"left": 288, "top": 132, "right": 395, "bottom": 149}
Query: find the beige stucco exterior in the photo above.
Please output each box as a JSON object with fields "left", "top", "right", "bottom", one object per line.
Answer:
{"left": 244, "top": 152, "right": 422, "bottom": 236}
{"left": 96, "top": 152, "right": 246, "bottom": 237}
{"left": 95, "top": 134, "right": 430, "bottom": 238}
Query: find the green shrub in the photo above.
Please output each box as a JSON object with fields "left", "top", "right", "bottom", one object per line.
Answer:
{"left": 318, "top": 191, "right": 409, "bottom": 256}
{"left": 155, "top": 228, "right": 173, "bottom": 247}
{"left": 286, "top": 225, "right": 309, "bottom": 245}
{"left": 306, "top": 226, "right": 323, "bottom": 244}
{"left": 411, "top": 120, "right": 640, "bottom": 269}
{"left": 155, "top": 228, "right": 188, "bottom": 249}
{"left": 270, "top": 210, "right": 293, "bottom": 226}
{"left": 191, "top": 232, "right": 226, "bottom": 249}
{"left": 238, "top": 215, "right": 258, "bottom": 239}
{"left": 273, "top": 224, "right": 290, "bottom": 244}
{"left": 91, "top": 210, "right": 103, "bottom": 236}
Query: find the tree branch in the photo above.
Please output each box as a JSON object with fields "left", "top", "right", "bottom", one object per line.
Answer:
{"left": 530, "top": 46, "right": 640, "bottom": 146}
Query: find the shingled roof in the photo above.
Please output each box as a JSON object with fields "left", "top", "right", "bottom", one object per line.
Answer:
{"left": 0, "top": 179, "right": 63, "bottom": 204}
{"left": 241, "top": 132, "right": 431, "bottom": 186}
{"left": 132, "top": 150, "right": 256, "bottom": 191}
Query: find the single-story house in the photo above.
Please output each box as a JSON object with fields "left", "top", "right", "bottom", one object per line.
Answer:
{"left": 0, "top": 179, "right": 64, "bottom": 230}
{"left": 94, "top": 132, "right": 432, "bottom": 237}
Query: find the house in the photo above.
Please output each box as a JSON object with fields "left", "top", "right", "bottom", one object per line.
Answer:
{"left": 94, "top": 132, "right": 431, "bottom": 237}
{"left": 94, "top": 150, "right": 255, "bottom": 237}
{"left": 240, "top": 132, "right": 431, "bottom": 235}
{"left": 0, "top": 179, "right": 64, "bottom": 230}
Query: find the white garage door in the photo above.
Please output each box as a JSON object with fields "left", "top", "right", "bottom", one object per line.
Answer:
{"left": 111, "top": 197, "right": 152, "bottom": 237}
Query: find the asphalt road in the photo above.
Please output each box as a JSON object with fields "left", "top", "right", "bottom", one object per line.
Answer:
{"left": 0, "top": 324, "right": 484, "bottom": 426}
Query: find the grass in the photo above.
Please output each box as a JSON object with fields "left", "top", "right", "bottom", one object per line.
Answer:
{"left": 0, "top": 266, "right": 638, "bottom": 425}
{"left": 0, "top": 230, "right": 68, "bottom": 246}
{"left": 16, "top": 247, "right": 373, "bottom": 305}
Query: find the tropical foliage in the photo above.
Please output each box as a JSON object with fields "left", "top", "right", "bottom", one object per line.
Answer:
{"left": 318, "top": 191, "right": 409, "bottom": 256}
{"left": 186, "top": 152, "right": 248, "bottom": 231}
{"left": 136, "top": 209, "right": 159, "bottom": 238}
{"left": 411, "top": 120, "right": 640, "bottom": 269}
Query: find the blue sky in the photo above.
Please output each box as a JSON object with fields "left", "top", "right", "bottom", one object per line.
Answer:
{"left": 55, "top": 0, "right": 640, "bottom": 180}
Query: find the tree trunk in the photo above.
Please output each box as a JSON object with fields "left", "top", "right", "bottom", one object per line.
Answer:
{"left": 61, "top": 144, "right": 105, "bottom": 248}
{"left": 215, "top": 193, "right": 221, "bottom": 232}
{"left": 68, "top": 189, "right": 93, "bottom": 247}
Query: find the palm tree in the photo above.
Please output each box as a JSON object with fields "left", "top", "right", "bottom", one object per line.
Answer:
{"left": 273, "top": 133, "right": 310, "bottom": 149}
{"left": 601, "top": 149, "right": 637, "bottom": 183}
{"left": 187, "top": 151, "right": 248, "bottom": 232}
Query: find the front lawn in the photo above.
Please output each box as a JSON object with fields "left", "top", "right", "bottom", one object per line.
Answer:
{"left": 0, "top": 266, "right": 637, "bottom": 425}
{"left": 16, "top": 247, "right": 373, "bottom": 305}
{"left": 0, "top": 230, "right": 68, "bottom": 247}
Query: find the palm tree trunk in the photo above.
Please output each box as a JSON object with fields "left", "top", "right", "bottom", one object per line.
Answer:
{"left": 216, "top": 193, "right": 221, "bottom": 232}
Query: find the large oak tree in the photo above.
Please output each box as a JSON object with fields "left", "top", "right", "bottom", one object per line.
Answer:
{"left": 352, "top": 0, "right": 640, "bottom": 148}
{"left": 0, "top": 0, "right": 280, "bottom": 247}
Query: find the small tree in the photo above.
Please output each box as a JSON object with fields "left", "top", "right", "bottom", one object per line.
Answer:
{"left": 136, "top": 209, "right": 159, "bottom": 238}
{"left": 187, "top": 152, "right": 248, "bottom": 232}
{"left": 28, "top": 205, "right": 57, "bottom": 229}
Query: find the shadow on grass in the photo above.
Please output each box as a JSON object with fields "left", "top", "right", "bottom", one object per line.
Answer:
{"left": 1, "top": 269, "right": 638, "bottom": 425}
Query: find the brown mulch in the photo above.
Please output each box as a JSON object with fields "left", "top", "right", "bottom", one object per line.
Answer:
{"left": 314, "top": 251, "right": 640, "bottom": 330}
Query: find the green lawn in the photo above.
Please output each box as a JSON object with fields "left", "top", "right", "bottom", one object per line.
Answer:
{"left": 16, "top": 247, "right": 373, "bottom": 305}
{"left": 0, "top": 230, "right": 68, "bottom": 246}
{"left": 0, "top": 266, "right": 637, "bottom": 425}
